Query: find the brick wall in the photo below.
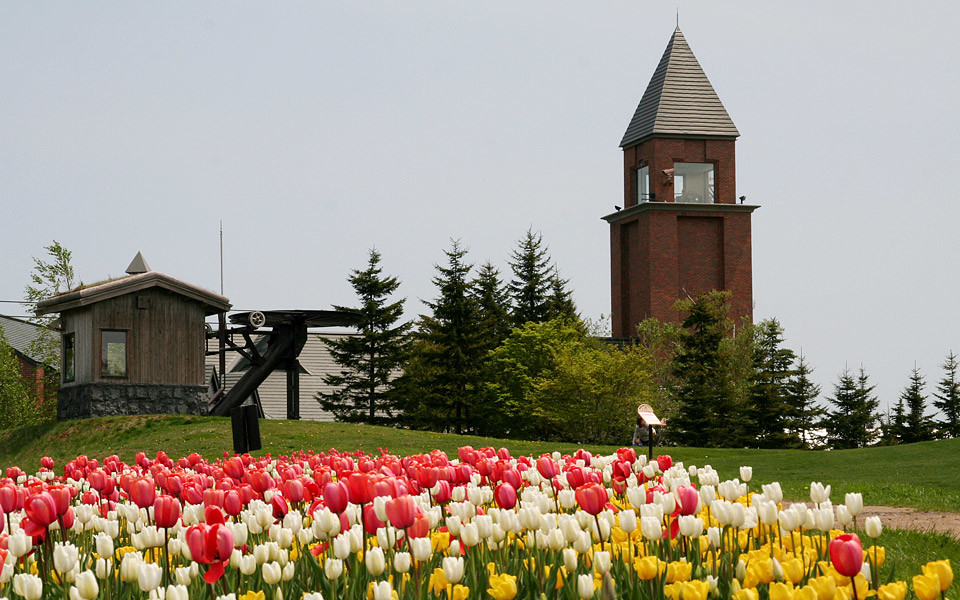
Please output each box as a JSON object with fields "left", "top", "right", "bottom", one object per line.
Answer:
{"left": 623, "top": 137, "right": 737, "bottom": 206}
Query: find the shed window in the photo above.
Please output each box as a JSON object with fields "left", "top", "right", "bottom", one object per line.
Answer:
{"left": 637, "top": 166, "right": 650, "bottom": 202}
{"left": 674, "top": 162, "right": 714, "bottom": 203}
{"left": 63, "top": 333, "right": 75, "bottom": 383}
{"left": 101, "top": 330, "right": 127, "bottom": 378}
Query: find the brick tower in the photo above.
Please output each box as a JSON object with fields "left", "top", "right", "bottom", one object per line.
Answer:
{"left": 604, "top": 27, "right": 757, "bottom": 337}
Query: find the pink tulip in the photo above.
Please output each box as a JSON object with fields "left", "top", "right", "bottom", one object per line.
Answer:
{"left": 829, "top": 532, "right": 863, "bottom": 577}
{"left": 575, "top": 482, "right": 608, "bottom": 516}
{"left": 494, "top": 482, "right": 518, "bottom": 509}
{"left": 386, "top": 495, "right": 417, "bottom": 529}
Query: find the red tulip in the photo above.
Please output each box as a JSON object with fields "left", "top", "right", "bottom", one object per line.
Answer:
{"left": 271, "top": 494, "right": 289, "bottom": 520}
{"left": 223, "top": 490, "right": 242, "bottom": 516}
{"left": 575, "top": 482, "right": 608, "bottom": 516}
{"left": 284, "top": 479, "right": 305, "bottom": 503}
{"left": 154, "top": 496, "right": 181, "bottom": 528}
{"left": 385, "top": 495, "right": 417, "bottom": 529}
{"left": 323, "top": 481, "right": 349, "bottom": 513}
{"left": 0, "top": 484, "right": 22, "bottom": 513}
{"left": 536, "top": 457, "right": 560, "bottom": 479}
{"left": 40, "top": 456, "right": 54, "bottom": 470}
{"left": 408, "top": 511, "right": 430, "bottom": 538}
{"left": 829, "top": 533, "right": 863, "bottom": 577}
{"left": 677, "top": 485, "right": 700, "bottom": 516}
{"left": 494, "top": 482, "right": 517, "bottom": 510}
{"left": 362, "top": 503, "right": 384, "bottom": 535}
{"left": 185, "top": 522, "right": 234, "bottom": 583}
{"left": 130, "top": 477, "right": 157, "bottom": 509}
{"left": 433, "top": 480, "right": 452, "bottom": 504}
{"left": 501, "top": 469, "right": 522, "bottom": 490}
{"left": 416, "top": 467, "right": 439, "bottom": 490}
{"left": 47, "top": 485, "right": 72, "bottom": 516}
{"left": 656, "top": 455, "right": 673, "bottom": 472}
{"left": 346, "top": 473, "right": 375, "bottom": 505}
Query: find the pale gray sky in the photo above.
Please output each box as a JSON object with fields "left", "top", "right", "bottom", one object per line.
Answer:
{"left": 2, "top": 2, "right": 959, "bottom": 417}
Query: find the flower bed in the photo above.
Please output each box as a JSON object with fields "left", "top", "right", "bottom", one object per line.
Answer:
{"left": 0, "top": 447, "right": 953, "bottom": 600}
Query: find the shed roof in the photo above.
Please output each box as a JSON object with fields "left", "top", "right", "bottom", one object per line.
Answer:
{"left": 36, "top": 271, "right": 231, "bottom": 316}
{"left": 0, "top": 314, "right": 57, "bottom": 366}
{"left": 620, "top": 27, "right": 739, "bottom": 147}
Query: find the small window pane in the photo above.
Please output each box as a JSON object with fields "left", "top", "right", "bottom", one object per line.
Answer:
{"left": 63, "top": 333, "right": 75, "bottom": 383}
{"left": 637, "top": 166, "right": 650, "bottom": 202}
{"left": 102, "top": 331, "right": 127, "bottom": 378}
{"left": 674, "top": 162, "right": 714, "bottom": 203}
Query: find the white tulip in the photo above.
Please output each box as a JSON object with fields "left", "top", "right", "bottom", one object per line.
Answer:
{"left": 54, "top": 542, "right": 80, "bottom": 573}
{"left": 120, "top": 552, "right": 142, "bottom": 583}
{"left": 836, "top": 505, "right": 853, "bottom": 527}
{"left": 13, "top": 573, "right": 43, "bottom": 600}
{"left": 640, "top": 516, "right": 661, "bottom": 541}
{"left": 262, "top": 561, "right": 282, "bottom": 585}
{"left": 282, "top": 561, "right": 295, "bottom": 581}
{"left": 442, "top": 556, "right": 464, "bottom": 584}
{"left": 593, "top": 550, "right": 611, "bottom": 574}
{"left": 563, "top": 548, "right": 578, "bottom": 572}
{"left": 8, "top": 532, "right": 31, "bottom": 558}
{"left": 810, "top": 482, "right": 831, "bottom": 505}
{"left": 137, "top": 562, "right": 162, "bottom": 593}
{"left": 165, "top": 585, "right": 190, "bottom": 600}
{"left": 619, "top": 509, "right": 637, "bottom": 534}
{"left": 95, "top": 533, "right": 114, "bottom": 560}
{"left": 366, "top": 546, "right": 386, "bottom": 576}
{"left": 678, "top": 515, "right": 704, "bottom": 538}
{"left": 447, "top": 540, "right": 461, "bottom": 557}
{"left": 864, "top": 516, "right": 882, "bottom": 538}
{"left": 578, "top": 573, "right": 595, "bottom": 599}
{"left": 626, "top": 487, "right": 645, "bottom": 509}
{"left": 411, "top": 537, "right": 432, "bottom": 562}
{"left": 175, "top": 566, "right": 193, "bottom": 586}
{"left": 95, "top": 558, "right": 112, "bottom": 580}
{"left": 373, "top": 580, "right": 393, "bottom": 600}
{"left": 699, "top": 485, "right": 716, "bottom": 508}
{"left": 324, "top": 558, "right": 344, "bottom": 579}
{"left": 394, "top": 551, "right": 411, "bottom": 573}
{"left": 333, "top": 534, "right": 351, "bottom": 560}
{"left": 739, "top": 466, "right": 753, "bottom": 483}
{"left": 373, "top": 496, "right": 389, "bottom": 522}
{"left": 460, "top": 522, "right": 480, "bottom": 547}
{"left": 573, "top": 530, "right": 593, "bottom": 554}
{"left": 239, "top": 554, "right": 257, "bottom": 576}
{"left": 845, "top": 493, "right": 863, "bottom": 517}
{"left": 707, "top": 527, "right": 721, "bottom": 549}
{"left": 73, "top": 570, "right": 99, "bottom": 600}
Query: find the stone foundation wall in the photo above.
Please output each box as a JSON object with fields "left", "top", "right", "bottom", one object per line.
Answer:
{"left": 58, "top": 383, "right": 208, "bottom": 420}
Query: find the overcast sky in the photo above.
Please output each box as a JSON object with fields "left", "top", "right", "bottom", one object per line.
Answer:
{"left": 2, "top": 2, "right": 958, "bottom": 417}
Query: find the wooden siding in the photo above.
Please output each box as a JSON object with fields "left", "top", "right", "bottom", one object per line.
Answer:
{"left": 62, "top": 289, "right": 207, "bottom": 386}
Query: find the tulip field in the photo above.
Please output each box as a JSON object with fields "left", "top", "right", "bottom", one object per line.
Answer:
{"left": 0, "top": 445, "right": 955, "bottom": 600}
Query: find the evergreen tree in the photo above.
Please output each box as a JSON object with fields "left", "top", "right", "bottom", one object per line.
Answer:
{"left": 747, "top": 319, "right": 798, "bottom": 448}
{"left": 786, "top": 353, "right": 824, "bottom": 448}
{"left": 405, "top": 241, "right": 485, "bottom": 435}
{"left": 824, "top": 366, "right": 879, "bottom": 449}
{"left": 545, "top": 268, "right": 578, "bottom": 322}
{"left": 471, "top": 261, "right": 512, "bottom": 355}
{"left": 933, "top": 351, "right": 960, "bottom": 438}
{"left": 886, "top": 400, "right": 907, "bottom": 444}
{"left": 670, "top": 291, "right": 738, "bottom": 447}
{"left": 508, "top": 229, "right": 553, "bottom": 327}
{"left": 318, "top": 249, "right": 410, "bottom": 425}
{"left": 900, "top": 366, "right": 933, "bottom": 443}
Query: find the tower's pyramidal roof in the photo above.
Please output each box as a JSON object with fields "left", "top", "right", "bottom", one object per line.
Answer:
{"left": 620, "top": 27, "right": 739, "bottom": 147}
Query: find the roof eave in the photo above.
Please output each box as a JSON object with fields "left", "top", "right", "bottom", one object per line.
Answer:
{"left": 620, "top": 131, "right": 740, "bottom": 149}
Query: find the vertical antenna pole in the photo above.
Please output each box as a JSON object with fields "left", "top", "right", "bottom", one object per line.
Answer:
{"left": 219, "top": 220, "right": 224, "bottom": 295}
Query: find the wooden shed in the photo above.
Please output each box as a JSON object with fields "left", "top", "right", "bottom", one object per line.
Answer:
{"left": 36, "top": 257, "right": 230, "bottom": 420}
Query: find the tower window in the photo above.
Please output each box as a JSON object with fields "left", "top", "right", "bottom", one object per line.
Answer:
{"left": 674, "top": 163, "right": 715, "bottom": 203}
{"left": 63, "top": 333, "right": 75, "bottom": 383}
{"left": 101, "top": 330, "right": 127, "bottom": 378}
{"left": 637, "top": 166, "right": 650, "bottom": 202}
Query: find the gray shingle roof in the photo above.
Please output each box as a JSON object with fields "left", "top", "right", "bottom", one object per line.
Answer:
{"left": 620, "top": 28, "right": 739, "bottom": 147}
{"left": 0, "top": 314, "right": 57, "bottom": 366}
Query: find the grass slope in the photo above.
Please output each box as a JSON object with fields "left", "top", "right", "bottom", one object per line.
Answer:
{"left": 1, "top": 415, "right": 958, "bottom": 513}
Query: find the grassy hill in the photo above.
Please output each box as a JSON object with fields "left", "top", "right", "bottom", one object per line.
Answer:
{"left": 1, "top": 415, "right": 958, "bottom": 512}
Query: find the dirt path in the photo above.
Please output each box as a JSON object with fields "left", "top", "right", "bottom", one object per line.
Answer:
{"left": 860, "top": 505, "right": 960, "bottom": 538}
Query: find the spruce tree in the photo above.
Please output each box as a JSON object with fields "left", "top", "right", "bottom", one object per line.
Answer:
{"left": 318, "top": 249, "right": 410, "bottom": 425}
{"left": 933, "top": 351, "right": 960, "bottom": 438}
{"left": 671, "top": 291, "right": 736, "bottom": 447}
{"left": 824, "top": 366, "right": 879, "bottom": 449}
{"left": 408, "top": 241, "right": 485, "bottom": 435}
{"left": 546, "top": 268, "right": 578, "bottom": 322}
{"left": 747, "top": 319, "right": 798, "bottom": 448}
{"left": 471, "top": 261, "right": 512, "bottom": 354}
{"left": 900, "top": 366, "right": 933, "bottom": 443}
{"left": 508, "top": 229, "right": 553, "bottom": 327}
{"left": 786, "top": 353, "right": 824, "bottom": 448}
{"left": 887, "top": 399, "right": 907, "bottom": 444}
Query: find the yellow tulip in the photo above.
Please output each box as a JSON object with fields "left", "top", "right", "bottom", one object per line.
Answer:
{"left": 865, "top": 546, "right": 886, "bottom": 567}
{"left": 782, "top": 558, "right": 806, "bottom": 584}
{"left": 664, "top": 581, "right": 684, "bottom": 600}
{"left": 611, "top": 527, "right": 629, "bottom": 544}
{"left": 665, "top": 560, "right": 692, "bottom": 583}
{"left": 634, "top": 556, "right": 662, "bottom": 580}
{"left": 807, "top": 575, "right": 837, "bottom": 600}
{"left": 487, "top": 573, "right": 518, "bottom": 600}
{"left": 876, "top": 581, "right": 907, "bottom": 600}
{"left": 735, "top": 587, "right": 760, "bottom": 600}
{"left": 913, "top": 573, "right": 941, "bottom": 600}
{"left": 744, "top": 558, "right": 775, "bottom": 589}
{"left": 451, "top": 584, "right": 470, "bottom": 600}
{"left": 429, "top": 568, "right": 449, "bottom": 595}
{"left": 770, "top": 582, "right": 795, "bottom": 600}
{"left": 239, "top": 593, "right": 265, "bottom": 600}
{"left": 681, "top": 580, "right": 710, "bottom": 600}
{"left": 922, "top": 560, "right": 953, "bottom": 591}
{"left": 846, "top": 574, "right": 870, "bottom": 600}
{"left": 796, "top": 585, "right": 819, "bottom": 600}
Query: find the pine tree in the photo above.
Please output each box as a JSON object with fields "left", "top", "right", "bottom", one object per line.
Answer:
{"left": 824, "top": 366, "right": 879, "bottom": 449}
{"left": 886, "top": 399, "right": 907, "bottom": 444}
{"left": 786, "top": 353, "right": 824, "bottom": 448}
{"left": 671, "top": 291, "right": 737, "bottom": 447}
{"left": 318, "top": 249, "right": 410, "bottom": 425}
{"left": 933, "top": 351, "right": 960, "bottom": 438}
{"left": 471, "top": 262, "right": 512, "bottom": 355}
{"left": 747, "top": 319, "right": 798, "bottom": 448}
{"left": 406, "top": 241, "right": 485, "bottom": 435}
{"left": 508, "top": 229, "right": 553, "bottom": 327}
{"left": 545, "top": 268, "right": 578, "bottom": 322}
{"left": 900, "top": 366, "right": 933, "bottom": 443}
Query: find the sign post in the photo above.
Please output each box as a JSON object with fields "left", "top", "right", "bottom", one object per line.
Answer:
{"left": 637, "top": 404, "right": 663, "bottom": 461}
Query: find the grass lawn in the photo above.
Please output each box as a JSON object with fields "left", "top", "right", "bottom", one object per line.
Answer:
{"left": 1, "top": 415, "right": 958, "bottom": 513}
